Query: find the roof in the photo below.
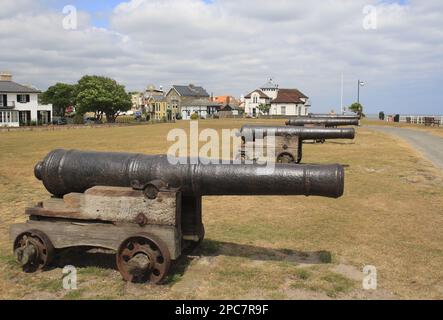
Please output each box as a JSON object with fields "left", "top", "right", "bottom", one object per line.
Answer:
{"left": 260, "top": 78, "right": 278, "bottom": 89}
{"left": 244, "top": 89, "right": 270, "bottom": 99}
{"left": 148, "top": 95, "right": 167, "bottom": 102}
{"left": 212, "top": 95, "right": 239, "bottom": 105}
{"left": 221, "top": 104, "right": 240, "bottom": 111}
{"left": 272, "top": 88, "right": 308, "bottom": 104}
{"left": 0, "top": 81, "right": 41, "bottom": 93}
{"left": 172, "top": 84, "right": 209, "bottom": 97}
{"left": 185, "top": 98, "right": 222, "bottom": 107}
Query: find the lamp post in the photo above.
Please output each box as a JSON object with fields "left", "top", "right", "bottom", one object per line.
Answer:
{"left": 357, "top": 80, "right": 365, "bottom": 104}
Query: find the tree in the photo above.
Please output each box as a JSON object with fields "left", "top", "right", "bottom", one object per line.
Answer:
{"left": 40, "top": 83, "right": 75, "bottom": 117}
{"left": 258, "top": 103, "right": 270, "bottom": 116}
{"left": 348, "top": 102, "right": 364, "bottom": 117}
{"left": 75, "top": 75, "right": 131, "bottom": 123}
{"left": 379, "top": 111, "right": 385, "bottom": 120}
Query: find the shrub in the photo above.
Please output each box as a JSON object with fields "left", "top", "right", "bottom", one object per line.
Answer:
{"left": 73, "top": 114, "right": 84, "bottom": 124}
{"left": 190, "top": 113, "right": 199, "bottom": 120}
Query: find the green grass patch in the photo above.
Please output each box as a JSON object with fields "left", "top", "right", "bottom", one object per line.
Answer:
{"left": 295, "top": 268, "right": 311, "bottom": 280}
{"left": 36, "top": 278, "right": 63, "bottom": 293}
{"left": 63, "top": 289, "right": 85, "bottom": 300}
{"left": 77, "top": 266, "right": 110, "bottom": 277}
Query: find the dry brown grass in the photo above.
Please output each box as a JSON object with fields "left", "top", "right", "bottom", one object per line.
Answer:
{"left": 0, "top": 119, "right": 442, "bottom": 299}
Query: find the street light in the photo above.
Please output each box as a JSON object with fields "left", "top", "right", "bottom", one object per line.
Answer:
{"left": 357, "top": 80, "right": 365, "bottom": 104}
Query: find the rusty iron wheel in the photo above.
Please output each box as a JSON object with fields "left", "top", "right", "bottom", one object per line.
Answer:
{"left": 116, "top": 233, "right": 171, "bottom": 284}
{"left": 13, "top": 229, "right": 55, "bottom": 273}
{"left": 277, "top": 152, "right": 295, "bottom": 164}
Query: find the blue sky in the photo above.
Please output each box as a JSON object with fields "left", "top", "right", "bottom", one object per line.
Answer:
{"left": 51, "top": 0, "right": 123, "bottom": 27}
{"left": 2, "top": 0, "right": 442, "bottom": 115}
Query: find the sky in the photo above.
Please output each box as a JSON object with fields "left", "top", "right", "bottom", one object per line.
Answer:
{"left": 0, "top": 0, "right": 442, "bottom": 115}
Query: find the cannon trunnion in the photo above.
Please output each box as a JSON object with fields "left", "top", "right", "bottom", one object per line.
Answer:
{"left": 11, "top": 149, "right": 345, "bottom": 284}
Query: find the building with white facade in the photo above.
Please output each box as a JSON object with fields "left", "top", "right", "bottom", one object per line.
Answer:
{"left": 0, "top": 73, "right": 52, "bottom": 127}
{"left": 180, "top": 98, "right": 222, "bottom": 120}
{"left": 244, "top": 79, "right": 310, "bottom": 117}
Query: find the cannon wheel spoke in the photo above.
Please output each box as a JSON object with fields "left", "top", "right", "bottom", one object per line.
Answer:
{"left": 13, "top": 230, "right": 54, "bottom": 273}
{"left": 116, "top": 233, "right": 171, "bottom": 284}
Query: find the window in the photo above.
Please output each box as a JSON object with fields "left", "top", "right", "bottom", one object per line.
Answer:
{"left": 281, "top": 106, "right": 286, "bottom": 115}
{"left": 253, "top": 96, "right": 258, "bottom": 104}
{"left": 17, "top": 94, "right": 30, "bottom": 103}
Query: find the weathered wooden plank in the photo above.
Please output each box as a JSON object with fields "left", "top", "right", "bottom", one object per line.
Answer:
{"left": 42, "top": 198, "right": 75, "bottom": 212}
{"left": 10, "top": 220, "right": 181, "bottom": 259}
{"left": 63, "top": 193, "right": 82, "bottom": 209}
{"left": 26, "top": 186, "right": 181, "bottom": 226}
{"left": 82, "top": 187, "right": 178, "bottom": 226}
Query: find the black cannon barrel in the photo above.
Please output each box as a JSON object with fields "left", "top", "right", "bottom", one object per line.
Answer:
{"left": 239, "top": 125, "right": 355, "bottom": 140}
{"left": 35, "top": 149, "right": 344, "bottom": 198}
{"left": 286, "top": 118, "right": 359, "bottom": 127}
{"left": 308, "top": 114, "right": 360, "bottom": 119}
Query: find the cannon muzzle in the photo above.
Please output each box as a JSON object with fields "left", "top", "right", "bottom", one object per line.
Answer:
{"left": 239, "top": 125, "right": 355, "bottom": 140}
{"left": 35, "top": 149, "right": 344, "bottom": 198}
{"left": 286, "top": 118, "right": 359, "bottom": 127}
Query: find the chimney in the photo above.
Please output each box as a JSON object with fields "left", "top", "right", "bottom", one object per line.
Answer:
{"left": 226, "top": 96, "right": 231, "bottom": 105}
{"left": 0, "top": 72, "right": 12, "bottom": 81}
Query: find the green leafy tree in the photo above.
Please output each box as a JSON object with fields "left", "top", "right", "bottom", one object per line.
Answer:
{"left": 40, "top": 83, "right": 75, "bottom": 117}
{"left": 258, "top": 103, "right": 270, "bottom": 115}
{"left": 75, "top": 75, "right": 131, "bottom": 123}
{"left": 348, "top": 102, "right": 364, "bottom": 117}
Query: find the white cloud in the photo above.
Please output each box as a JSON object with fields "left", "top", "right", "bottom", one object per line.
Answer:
{"left": 0, "top": 0, "right": 442, "bottom": 114}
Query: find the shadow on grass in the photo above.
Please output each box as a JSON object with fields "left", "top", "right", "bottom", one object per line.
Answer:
{"left": 197, "top": 239, "right": 332, "bottom": 264}
{"left": 54, "top": 247, "right": 116, "bottom": 270}
{"left": 44, "top": 241, "right": 331, "bottom": 285}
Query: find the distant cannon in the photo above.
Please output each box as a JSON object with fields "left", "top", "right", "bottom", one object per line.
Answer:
{"left": 11, "top": 149, "right": 345, "bottom": 283}
{"left": 286, "top": 117, "right": 359, "bottom": 127}
{"left": 238, "top": 125, "right": 355, "bottom": 163}
{"left": 307, "top": 113, "right": 361, "bottom": 120}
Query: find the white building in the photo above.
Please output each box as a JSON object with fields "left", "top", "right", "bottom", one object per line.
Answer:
{"left": 0, "top": 73, "right": 52, "bottom": 127}
{"left": 244, "top": 79, "right": 310, "bottom": 117}
{"left": 180, "top": 98, "right": 222, "bottom": 120}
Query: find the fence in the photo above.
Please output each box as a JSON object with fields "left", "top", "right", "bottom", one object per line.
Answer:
{"left": 399, "top": 115, "right": 443, "bottom": 127}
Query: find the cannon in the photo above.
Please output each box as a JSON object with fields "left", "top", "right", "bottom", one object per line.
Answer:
{"left": 238, "top": 125, "right": 355, "bottom": 163}
{"left": 11, "top": 149, "right": 345, "bottom": 284}
{"left": 307, "top": 113, "right": 360, "bottom": 120}
{"left": 286, "top": 117, "right": 359, "bottom": 127}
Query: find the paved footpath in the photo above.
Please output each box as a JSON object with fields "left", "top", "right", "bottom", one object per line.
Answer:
{"left": 366, "top": 126, "right": 443, "bottom": 171}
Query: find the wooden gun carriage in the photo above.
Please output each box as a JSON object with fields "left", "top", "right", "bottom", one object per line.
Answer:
{"left": 11, "top": 149, "right": 345, "bottom": 284}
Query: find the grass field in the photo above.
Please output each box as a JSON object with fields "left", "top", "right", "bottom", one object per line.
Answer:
{"left": 0, "top": 119, "right": 442, "bottom": 299}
